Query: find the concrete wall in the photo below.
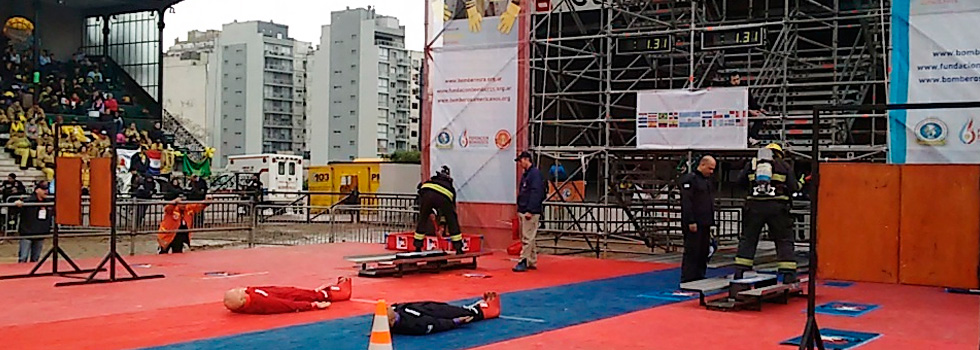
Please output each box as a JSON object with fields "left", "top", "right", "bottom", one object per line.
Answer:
{"left": 378, "top": 163, "right": 421, "bottom": 193}
{"left": 0, "top": 1, "right": 84, "bottom": 59}
{"left": 163, "top": 54, "right": 210, "bottom": 145}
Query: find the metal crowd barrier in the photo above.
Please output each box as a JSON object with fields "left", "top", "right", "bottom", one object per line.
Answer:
{"left": 0, "top": 190, "right": 811, "bottom": 260}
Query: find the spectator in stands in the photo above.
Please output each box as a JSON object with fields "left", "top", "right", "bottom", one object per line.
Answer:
{"left": 7, "top": 130, "right": 31, "bottom": 169}
{"left": 87, "top": 67, "right": 103, "bottom": 83}
{"left": 148, "top": 122, "right": 165, "bottom": 144}
{"left": 36, "top": 144, "right": 54, "bottom": 180}
{"left": 187, "top": 174, "right": 208, "bottom": 228}
{"left": 161, "top": 176, "right": 184, "bottom": 200}
{"left": 131, "top": 174, "right": 156, "bottom": 229}
{"left": 105, "top": 93, "right": 118, "bottom": 116}
{"left": 129, "top": 148, "right": 149, "bottom": 175}
{"left": 16, "top": 181, "right": 51, "bottom": 263}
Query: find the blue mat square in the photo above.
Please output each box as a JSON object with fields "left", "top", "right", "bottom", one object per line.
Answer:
{"left": 781, "top": 328, "right": 881, "bottom": 349}
{"left": 814, "top": 301, "right": 879, "bottom": 317}
{"left": 823, "top": 281, "right": 855, "bottom": 288}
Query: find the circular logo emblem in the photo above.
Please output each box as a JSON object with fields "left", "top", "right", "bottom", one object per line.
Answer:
{"left": 436, "top": 128, "right": 453, "bottom": 149}
{"left": 561, "top": 188, "right": 572, "bottom": 199}
{"left": 495, "top": 129, "right": 512, "bottom": 149}
{"left": 915, "top": 118, "right": 947, "bottom": 146}
{"left": 458, "top": 130, "right": 470, "bottom": 148}
{"left": 960, "top": 119, "right": 977, "bottom": 145}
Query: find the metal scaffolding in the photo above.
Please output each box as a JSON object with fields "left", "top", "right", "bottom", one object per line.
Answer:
{"left": 530, "top": 0, "right": 890, "bottom": 252}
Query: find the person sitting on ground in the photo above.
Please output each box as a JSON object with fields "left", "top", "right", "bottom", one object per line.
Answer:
{"left": 222, "top": 276, "right": 353, "bottom": 315}
{"left": 388, "top": 291, "right": 501, "bottom": 335}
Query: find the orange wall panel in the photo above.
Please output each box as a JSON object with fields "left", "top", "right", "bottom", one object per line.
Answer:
{"left": 900, "top": 165, "right": 980, "bottom": 289}
{"left": 88, "top": 158, "right": 113, "bottom": 227}
{"left": 817, "top": 163, "right": 901, "bottom": 283}
{"left": 55, "top": 157, "right": 82, "bottom": 226}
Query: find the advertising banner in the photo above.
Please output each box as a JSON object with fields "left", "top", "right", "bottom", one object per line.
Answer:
{"left": 635, "top": 88, "right": 749, "bottom": 150}
{"left": 429, "top": 47, "right": 518, "bottom": 203}
{"left": 889, "top": 1, "right": 980, "bottom": 164}
{"left": 426, "top": 0, "right": 524, "bottom": 204}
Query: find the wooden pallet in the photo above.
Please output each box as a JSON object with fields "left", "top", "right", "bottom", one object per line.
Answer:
{"left": 353, "top": 250, "right": 491, "bottom": 278}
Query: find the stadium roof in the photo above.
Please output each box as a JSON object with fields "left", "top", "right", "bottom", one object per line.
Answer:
{"left": 41, "top": 0, "right": 183, "bottom": 16}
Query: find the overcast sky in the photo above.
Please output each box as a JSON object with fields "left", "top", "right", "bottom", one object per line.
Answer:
{"left": 164, "top": 0, "right": 425, "bottom": 50}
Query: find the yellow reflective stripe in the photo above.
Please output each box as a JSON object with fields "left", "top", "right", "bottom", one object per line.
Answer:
{"left": 413, "top": 233, "right": 426, "bottom": 240}
{"left": 746, "top": 196, "right": 790, "bottom": 201}
{"left": 735, "top": 257, "right": 753, "bottom": 267}
{"left": 450, "top": 234, "right": 463, "bottom": 241}
{"left": 777, "top": 261, "right": 798, "bottom": 270}
{"left": 772, "top": 174, "right": 787, "bottom": 182}
{"left": 748, "top": 174, "right": 755, "bottom": 181}
{"left": 421, "top": 183, "right": 454, "bottom": 201}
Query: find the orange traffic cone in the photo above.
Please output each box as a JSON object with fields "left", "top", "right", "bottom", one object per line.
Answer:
{"left": 369, "top": 299, "right": 393, "bottom": 350}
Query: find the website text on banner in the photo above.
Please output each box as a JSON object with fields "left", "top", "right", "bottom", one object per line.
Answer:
{"left": 635, "top": 88, "right": 749, "bottom": 150}
{"left": 427, "top": 0, "right": 522, "bottom": 204}
{"left": 889, "top": 1, "right": 980, "bottom": 164}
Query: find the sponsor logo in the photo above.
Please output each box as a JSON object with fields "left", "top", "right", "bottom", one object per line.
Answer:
{"left": 914, "top": 118, "right": 947, "bottom": 145}
{"left": 495, "top": 129, "right": 512, "bottom": 149}
{"left": 436, "top": 128, "right": 453, "bottom": 149}
{"left": 960, "top": 119, "right": 979, "bottom": 145}
{"left": 458, "top": 130, "right": 490, "bottom": 148}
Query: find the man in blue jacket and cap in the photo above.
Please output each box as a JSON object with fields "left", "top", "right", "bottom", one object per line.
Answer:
{"left": 514, "top": 151, "right": 545, "bottom": 272}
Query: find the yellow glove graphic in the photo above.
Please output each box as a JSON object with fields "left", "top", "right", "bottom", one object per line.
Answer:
{"left": 465, "top": 0, "right": 483, "bottom": 32}
{"left": 498, "top": 1, "right": 521, "bottom": 34}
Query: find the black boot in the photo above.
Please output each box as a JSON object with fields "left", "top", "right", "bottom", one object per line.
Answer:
{"left": 734, "top": 266, "right": 750, "bottom": 280}
{"left": 780, "top": 270, "right": 798, "bottom": 284}
{"left": 413, "top": 238, "right": 424, "bottom": 252}
{"left": 452, "top": 240, "right": 464, "bottom": 254}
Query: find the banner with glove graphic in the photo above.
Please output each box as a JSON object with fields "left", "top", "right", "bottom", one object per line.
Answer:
{"left": 429, "top": 0, "right": 522, "bottom": 48}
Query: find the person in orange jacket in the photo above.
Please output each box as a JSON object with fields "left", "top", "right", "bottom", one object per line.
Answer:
{"left": 157, "top": 197, "right": 208, "bottom": 254}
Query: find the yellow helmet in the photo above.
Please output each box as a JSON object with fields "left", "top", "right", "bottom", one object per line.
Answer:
{"left": 765, "top": 143, "right": 783, "bottom": 153}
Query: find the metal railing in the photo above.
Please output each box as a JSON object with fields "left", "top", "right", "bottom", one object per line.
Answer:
{"left": 0, "top": 190, "right": 810, "bottom": 260}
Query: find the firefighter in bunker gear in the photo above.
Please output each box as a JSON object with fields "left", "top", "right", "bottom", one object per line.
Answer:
{"left": 415, "top": 165, "right": 464, "bottom": 254}
{"left": 734, "top": 143, "right": 800, "bottom": 283}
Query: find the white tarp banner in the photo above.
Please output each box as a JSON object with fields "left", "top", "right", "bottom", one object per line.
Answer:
{"left": 635, "top": 88, "right": 749, "bottom": 150}
{"left": 429, "top": 46, "right": 518, "bottom": 204}
{"left": 889, "top": 1, "right": 980, "bottom": 164}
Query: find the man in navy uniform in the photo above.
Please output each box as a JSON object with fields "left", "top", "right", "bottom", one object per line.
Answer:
{"left": 679, "top": 156, "right": 717, "bottom": 283}
{"left": 513, "top": 151, "right": 545, "bottom": 272}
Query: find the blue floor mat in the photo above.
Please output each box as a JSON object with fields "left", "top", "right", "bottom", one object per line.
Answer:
{"left": 145, "top": 267, "right": 729, "bottom": 350}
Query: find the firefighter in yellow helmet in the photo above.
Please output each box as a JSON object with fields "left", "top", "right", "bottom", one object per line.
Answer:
{"left": 734, "top": 143, "right": 800, "bottom": 283}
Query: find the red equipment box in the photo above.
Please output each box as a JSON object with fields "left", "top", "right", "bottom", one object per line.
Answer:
{"left": 437, "top": 234, "right": 483, "bottom": 253}
{"left": 385, "top": 232, "right": 483, "bottom": 253}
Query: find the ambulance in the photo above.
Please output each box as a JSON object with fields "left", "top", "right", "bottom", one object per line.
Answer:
{"left": 226, "top": 154, "right": 303, "bottom": 203}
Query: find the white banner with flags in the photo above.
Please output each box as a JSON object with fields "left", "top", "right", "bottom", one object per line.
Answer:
{"left": 635, "top": 88, "right": 749, "bottom": 149}
{"left": 889, "top": 1, "right": 980, "bottom": 164}
{"left": 429, "top": 46, "right": 518, "bottom": 204}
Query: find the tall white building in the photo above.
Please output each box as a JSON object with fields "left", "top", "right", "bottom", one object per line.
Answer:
{"left": 206, "top": 21, "right": 312, "bottom": 166}
{"left": 163, "top": 30, "right": 220, "bottom": 146}
{"left": 309, "top": 7, "right": 419, "bottom": 163}
{"left": 409, "top": 50, "right": 423, "bottom": 151}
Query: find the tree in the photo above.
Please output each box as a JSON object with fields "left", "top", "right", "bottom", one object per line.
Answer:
{"left": 386, "top": 150, "right": 421, "bottom": 163}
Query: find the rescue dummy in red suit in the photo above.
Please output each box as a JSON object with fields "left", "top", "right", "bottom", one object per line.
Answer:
{"left": 223, "top": 277, "right": 353, "bottom": 314}
{"left": 156, "top": 198, "right": 209, "bottom": 254}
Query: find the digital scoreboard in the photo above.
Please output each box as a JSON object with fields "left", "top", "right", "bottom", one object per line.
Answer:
{"left": 616, "top": 34, "right": 674, "bottom": 54}
{"left": 700, "top": 26, "right": 766, "bottom": 50}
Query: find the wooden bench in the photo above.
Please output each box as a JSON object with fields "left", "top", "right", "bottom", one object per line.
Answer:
{"left": 736, "top": 277, "right": 809, "bottom": 311}
{"left": 679, "top": 272, "right": 763, "bottom": 306}
{"left": 352, "top": 250, "right": 491, "bottom": 278}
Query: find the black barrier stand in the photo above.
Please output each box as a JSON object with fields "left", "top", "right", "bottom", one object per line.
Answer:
{"left": 56, "top": 121, "right": 164, "bottom": 287}
{"left": 799, "top": 101, "right": 980, "bottom": 349}
{"left": 0, "top": 122, "right": 104, "bottom": 281}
